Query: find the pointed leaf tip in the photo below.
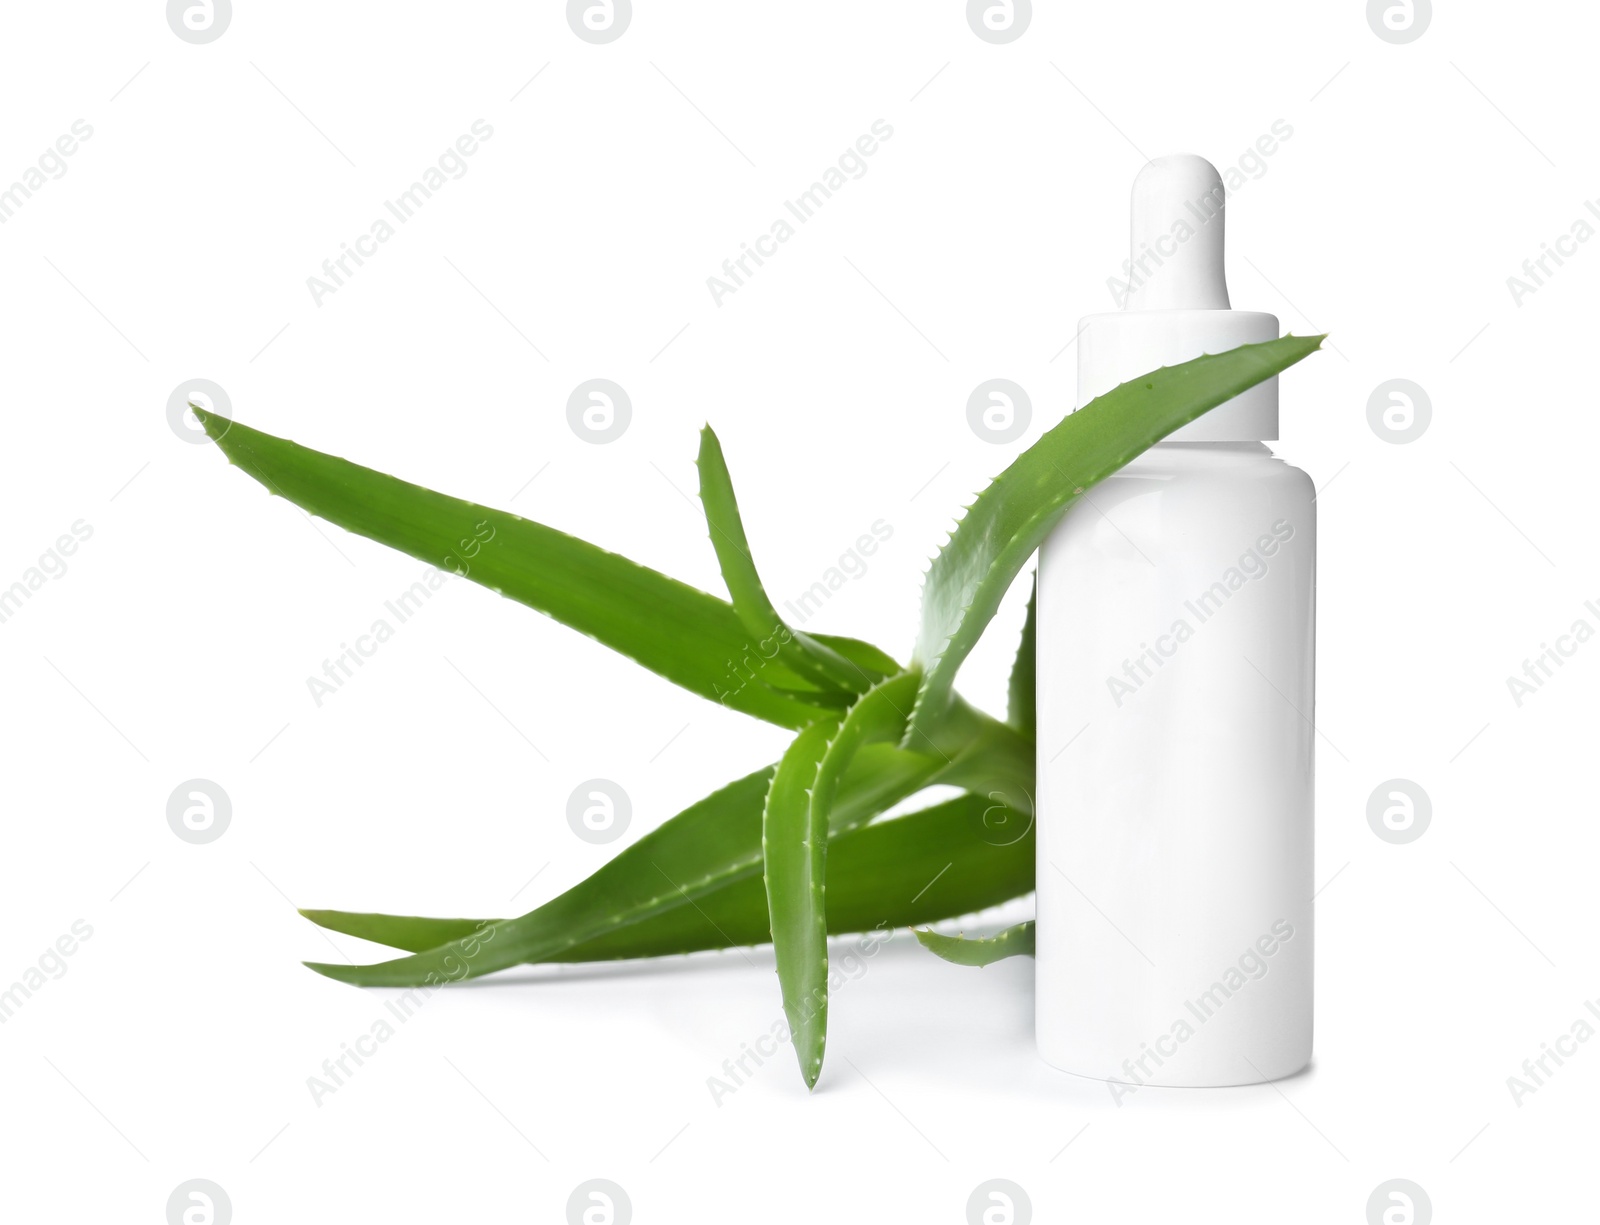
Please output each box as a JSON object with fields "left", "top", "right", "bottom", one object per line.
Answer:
{"left": 189, "top": 413, "right": 844, "bottom": 728}
{"left": 907, "top": 335, "right": 1323, "bottom": 744}
{"left": 913, "top": 920, "right": 1035, "bottom": 966}
{"left": 189, "top": 402, "right": 234, "bottom": 443}
{"left": 302, "top": 960, "right": 356, "bottom": 981}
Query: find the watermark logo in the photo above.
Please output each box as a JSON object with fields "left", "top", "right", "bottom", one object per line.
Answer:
{"left": 0, "top": 519, "right": 94, "bottom": 627}
{"left": 567, "top": 0, "right": 631, "bottom": 44}
{"left": 567, "top": 379, "right": 632, "bottom": 444}
{"left": 1506, "top": 199, "right": 1600, "bottom": 306}
{"left": 0, "top": 919, "right": 94, "bottom": 1025}
{"left": 307, "top": 123, "right": 495, "bottom": 306}
{"left": 304, "top": 563, "right": 466, "bottom": 707}
{"left": 966, "top": 0, "right": 1031, "bottom": 44}
{"left": 780, "top": 520, "right": 894, "bottom": 626}
{"left": 168, "top": 379, "right": 231, "bottom": 444}
{"left": 967, "top": 380, "right": 1031, "bottom": 444}
{"left": 1366, "top": 1179, "right": 1431, "bottom": 1225}
{"left": 1506, "top": 997, "right": 1600, "bottom": 1105}
{"left": 1366, "top": 779, "right": 1430, "bottom": 845}
{"left": 966, "top": 1179, "right": 1032, "bottom": 1225}
{"left": 0, "top": 120, "right": 96, "bottom": 227}
{"left": 167, "top": 779, "right": 231, "bottom": 845}
{"left": 1105, "top": 520, "right": 1296, "bottom": 708}
{"left": 167, "top": 0, "right": 232, "bottom": 44}
{"left": 166, "top": 1180, "right": 232, "bottom": 1225}
{"left": 707, "top": 122, "right": 894, "bottom": 306}
{"left": 1366, "top": 0, "right": 1430, "bottom": 44}
{"left": 1366, "top": 380, "right": 1431, "bottom": 444}
{"left": 1108, "top": 921, "right": 1296, "bottom": 1103}
{"left": 566, "top": 1179, "right": 631, "bottom": 1225}
{"left": 306, "top": 927, "right": 493, "bottom": 1107}
{"left": 567, "top": 779, "right": 631, "bottom": 844}
{"left": 1505, "top": 600, "right": 1600, "bottom": 706}
{"left": 971, "top": 790, "right": 1034, "bottom": 846}
{"left": 1104, "top": 123, "right": 1293, "bottom": 307}
{"left": 706, "top": 925, "right": 891, "bottom": 1103}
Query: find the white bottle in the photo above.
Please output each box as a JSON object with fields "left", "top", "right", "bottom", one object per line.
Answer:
{"left": 1035, "top": 154, "right": 1314, "bottom": 1090}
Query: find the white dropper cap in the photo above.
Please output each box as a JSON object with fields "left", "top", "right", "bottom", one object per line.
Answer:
{"left": 1077, "top": 153, "right": 1279, "bottom": 442}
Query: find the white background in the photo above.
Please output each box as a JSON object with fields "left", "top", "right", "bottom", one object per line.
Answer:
{"left": 1, "top": 1, "right": 1594, "bottom": 1221}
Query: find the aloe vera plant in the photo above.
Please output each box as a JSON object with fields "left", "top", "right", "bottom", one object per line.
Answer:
{"left": 914, "top": 921, "right": 1036, "bottom": 966}
{"left": 194, "top": 333, "right": 1321, "bottom": 1090}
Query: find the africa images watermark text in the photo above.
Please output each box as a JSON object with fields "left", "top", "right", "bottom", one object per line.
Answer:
{"left": 707, "top": 121, "right": 894, "bottom": 306}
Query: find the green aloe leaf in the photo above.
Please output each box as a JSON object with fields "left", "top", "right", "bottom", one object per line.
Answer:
{"left": 811, "top": 633, "right": 900, "bottom": 679}
{"left": 904, "top": 694, "right": 1036, "bottom": 827}
{"left": 300, "top": 909, "right": 482, "bottom": 954}
{"left": 303, "top": 791, "right": 1035, "bottom": 961}
{"left": 584, "top": 792, "right": 1032, "bottom": 960}
{"left": 695, "top": 426, "right": 878, "bottom": 695}
{"left": 913, "top": 921, "right": 1035, "bottom": 966}
{"left": 812, "top": 670, "right": 927, "bottom": 837}
{"left": 762, "top": 721, "right": 839, "bottom": 1089}
{"left": 1007, "top": 578, "right": 1036, "bottom": 740}
{"left": 766, "top": 669, "right": 930, "bottom": 1089}
{"left": 907, "top": 334, "right": 1324, "bottom": 741}
{"left": 192, "top": 408, "right": 841, "bottom": 729}
{"left": 303, "top": 740, "right": 942, "bottom": 988}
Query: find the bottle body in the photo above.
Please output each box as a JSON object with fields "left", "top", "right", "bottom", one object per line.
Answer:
{"left": 1035, "top": 441, "right": 1315, "bottom": 1089}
